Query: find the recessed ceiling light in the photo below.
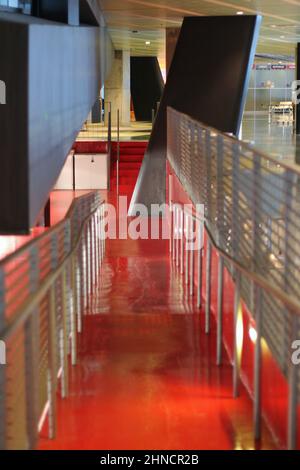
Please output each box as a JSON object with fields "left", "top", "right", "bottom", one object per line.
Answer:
{"left": 280, "top": 35, "right": 285, "bottom": 39}
{"left": 145, "top": 41, "right": 151, "bottom": 45}
{"left": 236, "top": 11, "right": 244, "bottom": 15}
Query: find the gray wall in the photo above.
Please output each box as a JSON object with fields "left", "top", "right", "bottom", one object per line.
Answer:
{"left": 0, "top": 12, "right": 113, "bottom": 232}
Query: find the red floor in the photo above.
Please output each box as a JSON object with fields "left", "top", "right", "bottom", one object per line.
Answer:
{"left": 38, "top": 228, "right": 277, "bottom": 450}
{"left": 37, "top": 144, "right": 277, "bottom": 450}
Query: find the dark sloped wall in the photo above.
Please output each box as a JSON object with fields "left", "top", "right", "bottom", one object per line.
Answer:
{"left": 131, "top": 57, "right": 164, "bottom": 122}
{"left": 0, "top": 12, "right": 113, "bottom": 232}
{"left": 129, "top": 15, "right": 261, "bottom": 213}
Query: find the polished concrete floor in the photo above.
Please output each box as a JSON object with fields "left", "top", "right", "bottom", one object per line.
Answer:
{"left": 38, "top": 184, "right": 278, "bottom": 450}
{"left": 38, "top": 237, "right": 277, "bottom": 450}
{"left": 78, "top": 114, "right": 300, "bottom": 167}
{"left": 77, "top": 121, "right": 152, "bottom": 142}
{"left": 241, "top": 113, "right": 299, "bottom": 166}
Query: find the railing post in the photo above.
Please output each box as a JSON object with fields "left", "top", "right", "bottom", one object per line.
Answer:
{"left": 216, "top": 256, "right": 224, "bottom": 366}
{"left": 283, "top": 169, "right": 299, "bottom": 450}
{"left": 94, "top": 213, "right": 99, "bottom": 283}
{"left": 89, "top": 219, "right": 94, "bottom": 295}
{"left": 205, "top": 237, "right": 212, "bottom": 334}
{"left": 75, "top": 251, "right": 82, "bottom": 334}
{"left": 70, "top": 258, "right": 77, "bottom": 366}
{"left": 185, "top": 214, "right": 189, "bottom": 286}
{"left": 24, "top": 310, "right": 39, "bottom": 449}
{"left": 47, "top": 284, "right": 57, "bottom": 439}
{"left": 172, "top": 204, "right": 176, "bottom": 262}
{"left": 175, "top": 206, "right": 179, "bottom": 267}
{"left": 60, "top": 268, "right": 70, "bottom": 390}
{"left": 92, "top": 216, "right": 96, "bottom": 286}
{"left": 288, "top": 315, "right": 299, "bottom": 450}
{"left": 169, "top": 201, "right": 173, "bottom": 255}
{"left": 85, "top": 226, "right": 90, "bottom": 305}
{"left": 180, "top": 208, "right": 184, "bottom": 275}
{"left": 0, "top": 267, "right": 6, "bottom": 449}
{"left": 117, "top": 109, "right": 120, "bottom": 195}
{"left": 197, "top": 246, "right": 203, "bottom": 309}
{"left": 23, "top": 247, "right": 40, "bottom": 448}
{"left": 253, "top": 285, "right": 262, "bottom": 440}
{"left": 189, "top": 218, "right": 195, "bottom": 297}
{"left": 101, "top": 204, "right": 105, "bottom": 261}
{"left": 233, "top": 272, "right": 241, "bottom": 398}
{"left": 252, "top": 152, "right": 263, "bottom": 439}
{"left": 216, "top": 134, "right": 225, "bottom": 364}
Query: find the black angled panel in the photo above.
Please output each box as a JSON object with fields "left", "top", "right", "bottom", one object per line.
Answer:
{"left": 129, "top": 15, "right": 261, "bottom": 213}
{"left": 131, "top": 57, "right": 164, "bottom": 122}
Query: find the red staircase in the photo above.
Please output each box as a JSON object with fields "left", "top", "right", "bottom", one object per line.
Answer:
{"left": 111, "top": 142, "right": 147, "bottom": 199}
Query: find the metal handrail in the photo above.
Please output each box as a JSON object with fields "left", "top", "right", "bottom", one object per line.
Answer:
{"left": 117, "top": 109, "right": 120, "bottom": 194}
{"left": 107, "top": 110, "right": 112, "bottom": 190}
{"left": 0, "top": 191, "right": 105, "bottom": 450}
{"left": 167, "top": 106, "right": 300, "bottom": 449}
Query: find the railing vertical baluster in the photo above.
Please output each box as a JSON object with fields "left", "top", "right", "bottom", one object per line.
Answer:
{"left": 216, "top": 256, "right": 224, "bottom": 365}
{"left": 189, "top": 218, "right": 194, "bottom": 297}
{"left": 89, "top": 219, "right": 94, "bottom": 294}
{"left": 47, "top": 284, "right": 57, "bottom": 439}
{"left": 95, "top": 213, "right": 99, "bottom": 282}
{"left": 93, "top": 215, "right": 97, "bottom": 284}
{"left": 233, "top": 273, "right": 241, "bottom": 398}
{"left": 172, "top": 205, "right": 176, "bottom": 262}
{"left": 283, "top": 169, "right": 298, "bottom": 450}
{"left": 98, "top": 207, "right": 102, "bottom": 266}
{"left": 174, "top": 206, "right": 178, "bottom": 266}
{"left": 197, "top": 247, "right": 202, "bottom": 309}
{"left": 75, "top": 252, "right": 82, "bottom": 334}
{"left": 288, "top": 315, "right": 299, "bottom": 450}
{"left": 252, "top": 153, "right": 263, "bottom": 439}
{"left": 185, "top": 214, "right": 189, "bottom": 286}
{"left": 176, "top": 207, "right": 180, "bottom": 268}
{"left": 0, "top": 270, "right": 5, "bottom": 448}
{"left": 254, "top": 285, "right": 262, "bottom": 440}
{"left": 180, "top": 208, "right": 184, "bottom": 275}
{"left": 205, "top": 238, "right": 212, "bottom": 334}
{"left": 101, "top": 204, "right": 105, "bottom": 261}
{"left": 60, "top": 268, "right": 69, "bottom": 395}
{"left": 24, "top": 310, "right": 39, "bottom": 449}
{"left": 85, "top": 226, "right": 90, "bottom": 305}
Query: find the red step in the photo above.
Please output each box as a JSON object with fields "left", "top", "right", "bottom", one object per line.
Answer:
{"left": 110, "top": 141, "right": 147, "bottom": 194}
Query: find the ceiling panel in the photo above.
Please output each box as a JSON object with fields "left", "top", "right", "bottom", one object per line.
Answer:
{"left": 98, "top": 0, "right": 300, "bottom": 66}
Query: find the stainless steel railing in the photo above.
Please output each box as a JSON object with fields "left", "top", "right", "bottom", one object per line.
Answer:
{"left": 167, "top": 106, "right": 300, "bottom": 449}
{"left": 0, "top": 191, "right": 105, "bottom": 450}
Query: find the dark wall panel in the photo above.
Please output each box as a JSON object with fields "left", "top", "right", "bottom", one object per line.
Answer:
{"left": 0, "top": 12, "right": 113, "bottom": 233}
{"left": 131, "top": 57, "right": 164, "bottom": 122}
{"left": 129, "top": 15, "right": 261, "bottom": 213}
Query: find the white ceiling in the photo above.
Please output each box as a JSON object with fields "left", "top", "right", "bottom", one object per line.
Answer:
{"left": 98, "top": 0, "right": 300, "bottom": 70}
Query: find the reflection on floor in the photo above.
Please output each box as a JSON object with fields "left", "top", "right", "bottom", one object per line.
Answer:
{"left": 241, "top": 113, "right": 298, "bottom": 165}
{"left": 76, "top": 114, "right": 300, "bottom": 167}
{"left": 38, "top": 209, "right": 277, "bottom": 450}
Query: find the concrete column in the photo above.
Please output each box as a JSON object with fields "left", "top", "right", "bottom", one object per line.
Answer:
{"left": 68, "top": 0, "right": 79, "bottom": 26}
{"left": 166, "top": 28, "right": 180, "bottom": 77}
{"left": 105, "top": 50, "right": 131, "bottom": 126}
